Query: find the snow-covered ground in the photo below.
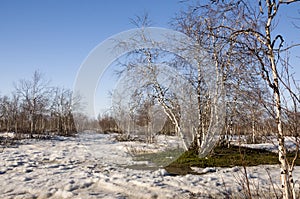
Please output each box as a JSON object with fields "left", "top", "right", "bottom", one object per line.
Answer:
{"left": 0, "top": 132, "right": 299, "bottom": 199}
{"left": 230, "top": 135, "right": 299, "bottom": 153}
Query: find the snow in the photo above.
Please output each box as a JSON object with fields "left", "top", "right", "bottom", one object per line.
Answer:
{"left": 233, "top": 136, "right": 299, "bottom": 153}
{"left": 0, "top": 132, "right": 299, "bottom": 198}
{"left": 0, "top": 132, "right": 15, "bottom": 138}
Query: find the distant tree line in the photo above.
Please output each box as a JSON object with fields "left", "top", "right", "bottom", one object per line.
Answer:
{"left": 0, "top": 71, "right": 78, "bottom": 138}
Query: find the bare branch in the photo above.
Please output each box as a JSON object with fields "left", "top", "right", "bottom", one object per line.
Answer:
{"left": 279, "top": 0, "right": 300, "bottom": 4}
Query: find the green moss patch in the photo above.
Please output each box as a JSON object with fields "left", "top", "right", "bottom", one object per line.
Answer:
{"left": 131, "top": 145, "right": 299, "bottom": 175}
{"left": 165, "top": 145, "right": 300, "bottom": 175}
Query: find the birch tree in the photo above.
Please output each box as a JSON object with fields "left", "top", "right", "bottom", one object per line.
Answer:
{"left": 112, "top": 49, "right": 188, "bottom": 147}
{"left": 233, "top": 1, "right": 299, "bottom": 198}
{"left": 112, "top": 14, "right": 225, "bottom": 155}
{"left": 176, "top": 0, "right": 299, "bottom": 198}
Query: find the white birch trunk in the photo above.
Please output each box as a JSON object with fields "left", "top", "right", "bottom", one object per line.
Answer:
{"left": 265, "top": 3, "right": 292, "bottom": 197}
{"left": 269, "top": 41, "right": 291, "bottom": 199}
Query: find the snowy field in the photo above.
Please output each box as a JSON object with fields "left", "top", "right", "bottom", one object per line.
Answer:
{"left": 0, "top": 132, "right": 299, "bottom": 199}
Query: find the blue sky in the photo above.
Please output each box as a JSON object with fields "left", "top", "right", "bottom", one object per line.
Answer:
{"left": 0, "top": 0, "right": 182, "bottom": 93}
{"left": 0, "top": 1, "right": 299, "bottom": 116}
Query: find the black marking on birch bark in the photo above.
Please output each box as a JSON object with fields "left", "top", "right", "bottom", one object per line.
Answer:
{"left": 281, "top": 169, "right": 287, "bottom": 174}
